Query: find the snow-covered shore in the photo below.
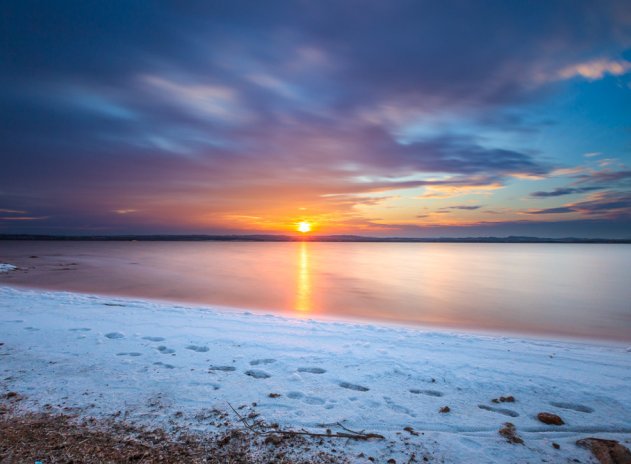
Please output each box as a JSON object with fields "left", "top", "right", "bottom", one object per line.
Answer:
{"left": 1, "top": 284, "right": 630, "bottom": 463}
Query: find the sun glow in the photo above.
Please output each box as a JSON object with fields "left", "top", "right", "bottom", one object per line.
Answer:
{"left": 297, "top": 221, "right": 312, "bottom": 233}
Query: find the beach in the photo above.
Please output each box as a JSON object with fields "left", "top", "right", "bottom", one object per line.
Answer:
{"left": 1, "top": 281, "right": 630, "bottom": 463}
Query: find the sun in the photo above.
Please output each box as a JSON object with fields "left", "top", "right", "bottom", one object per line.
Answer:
{"left": 297, "top": 221, "right": 311, "bottom": 233}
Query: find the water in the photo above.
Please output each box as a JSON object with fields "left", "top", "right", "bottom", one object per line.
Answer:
{"left": 1, "top": 241, "right": 630, "bottom": 341}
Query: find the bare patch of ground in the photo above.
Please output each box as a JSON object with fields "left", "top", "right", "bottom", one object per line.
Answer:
{"left": 0, "top": 404, "right": 345, "bottom": 464}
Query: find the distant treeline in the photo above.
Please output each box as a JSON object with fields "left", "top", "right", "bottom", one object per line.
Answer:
{"left": 1, "top": 234, "right": 630, "bottom": 243}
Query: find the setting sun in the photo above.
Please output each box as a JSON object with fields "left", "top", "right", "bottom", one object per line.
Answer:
{"left": 297, "top": 221, "right": 312, "bottom": 233}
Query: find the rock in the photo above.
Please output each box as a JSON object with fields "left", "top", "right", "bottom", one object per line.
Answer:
{"left": 498, "top": 422, "right": 523, "bottom": 445}
{"left": 492, "top": 395, "right": 515, "bottom": 403}
{"left": 537, "top": 412, "right": 564, "bottom": 425}
{"left": 576, "top": 438, "right": 631, "bottom": 464}
{"left": 552, "top": 442, "right": 560, "bottom": 449}
{"left": 439, "top": 406, "right": 450, "bottom": 413}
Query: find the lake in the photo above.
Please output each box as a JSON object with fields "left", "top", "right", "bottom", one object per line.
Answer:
{"left": 1, "top": 241, "right": 630, "bottom": 342}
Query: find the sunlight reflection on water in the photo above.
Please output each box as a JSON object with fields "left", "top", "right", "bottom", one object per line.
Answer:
{"left": 1, "top": 241, "right": 630, "bottom": 341}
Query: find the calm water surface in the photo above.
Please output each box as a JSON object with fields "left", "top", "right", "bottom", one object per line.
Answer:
{"left": 1, "top": 241, "right": 630, "bottom": 341}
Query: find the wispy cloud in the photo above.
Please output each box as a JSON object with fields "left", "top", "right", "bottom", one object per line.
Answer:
{"left": 526, "top": 192, "right": 631, "bottom": 218}
{"left": 1, "top": 1, "right": 630, "bottom": 236}
{"left": 557, "top": 58, "right": 631, "bottom": 80}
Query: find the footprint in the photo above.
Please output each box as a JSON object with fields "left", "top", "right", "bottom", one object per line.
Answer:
{"left": 103, "top": 303, "right": 126, "bottom": 307}
{"left": 69, "top": 328, "right": 91, "bottom": 332}
{"left": 410, "top": 389, "right": 444, "bottom": 397}
{"left": 297, "top": 367, "right": 326, "bottom": 374}
{"left": 478, "top": 404, "right": 519, "bottom": 417}
{"left": 245, "top": 369, "right": 271, "bottom": 379}
{"left": 4, "top": 320, "right": 24, "bottom": 323}
{"left": 186, "top": 345, "right": 209, "bottom": 353}
{"left": 142, "top": 336, "right": 165, "bottom": 342}
{"left": 339, "top": 382, "right": 369, "bottom": 392}
{"left": 287, "top": 391, "right": 304, "bottom": 399}
{"left": 303, "top": 396, "right": 325, "bottom": 405}
{"left": 105, "top": 332, "right": 125, "bottom": 339}
{"left": 384, "top": 396, "right": 416, "bottom": 417}
{"left": 157, "top": 345, "right": 175, "bottom": 354}
{"left": 208, "top": 365, "right": 236, "bottom": 372}
{"left": 154, "top": 362, "right": 175, "bottom": 369}
{"left": 250, "top": 358, "right": 276, "bottom": 366}
{"left": 116, "top": 352, "right": 142, "bottom": 357}
{"left": 24, "top": 327, "right": 40, "bottom": 331}
{"left": 550, "top": 401, "right": 594, "bottom": 413}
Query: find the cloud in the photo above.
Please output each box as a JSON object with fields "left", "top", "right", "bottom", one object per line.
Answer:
{"left": 530, "top": 186, "right": 604, "bottom": 197}
{"left": 113, "top": 209, "right": 138, "bottom": 215}
{"left": 526, "top": 206, "right": 575, "bottom": 215}
{"left": 550, "top": 167, "right": 589, "bottom": 177}
{"left": 556, "top": 58, "right": 631, "bottom": 80}
{"left": 526, "top": 192, "right": 631, "bottom": 218}
{"left": 140, "top": 75, "right": 251, "bottom": 124}
{"left": 575, "top": 170, "right": 631, "bottom": 184}
{"left": 0, "top": 216, "right": 48, "bottom": 221}
{"left": 0, "top": 208, "right": 27, "bottom": 214}
{"left": 1, "top": 1, "right": 630, "bottom": 236}
{"left": 442, "top": 205, "right": 483, "bottom": 211}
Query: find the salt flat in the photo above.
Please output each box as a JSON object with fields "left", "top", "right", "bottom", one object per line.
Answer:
{"left": 1, "top": 285, "right": 630, "bottom": 463}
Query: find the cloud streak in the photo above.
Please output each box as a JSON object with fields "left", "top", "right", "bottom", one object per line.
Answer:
{"left": 1, "top": 1, "right": 630, "bottom": 237}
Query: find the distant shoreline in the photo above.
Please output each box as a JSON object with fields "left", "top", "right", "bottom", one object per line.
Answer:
{"left": 1, "top": 234, "right": 630, "bottom": 243}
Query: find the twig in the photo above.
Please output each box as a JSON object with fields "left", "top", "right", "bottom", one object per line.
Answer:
{"left": 227, "top": 403, "right": 384, "bottom": 440}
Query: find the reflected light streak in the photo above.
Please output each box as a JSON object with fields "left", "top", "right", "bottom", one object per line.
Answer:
{"left": 295, "top": 242, "right": 311, "bottom": 313}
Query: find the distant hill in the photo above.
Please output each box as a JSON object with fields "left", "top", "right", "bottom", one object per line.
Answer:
{"left": 1, "top": 234, "right": 629, "bottom": 243}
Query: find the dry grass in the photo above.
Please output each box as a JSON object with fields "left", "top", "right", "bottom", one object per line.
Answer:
{"left": 0, "top": 406, "right": 345, "bottom": 464}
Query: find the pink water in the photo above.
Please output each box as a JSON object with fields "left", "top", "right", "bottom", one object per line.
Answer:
{"left": 1, "top": 241, "right": 630, "bottom": 341}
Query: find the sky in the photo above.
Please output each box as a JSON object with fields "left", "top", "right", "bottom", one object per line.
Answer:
{"left": 2, "top": 0, "right": 631, "bottom": 238}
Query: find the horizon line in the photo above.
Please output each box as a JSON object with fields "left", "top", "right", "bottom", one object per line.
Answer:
{"left": 1, "top": 233, "right": 630, "bottom": 243}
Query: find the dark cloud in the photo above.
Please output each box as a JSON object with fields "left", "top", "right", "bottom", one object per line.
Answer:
{"left": 1, "top": 1, "right": 630, "bottom": 236}
{"left": 526, "top": 192, "right": 631, "bottom": 218}
{"left": 441, "top": 205, "right": 484, "bottom": 211}
{"left": 530, "top": 186, "right": 604, "bottom": 197}
{"left": 527, "top": 207, "right": 575, "bottom": 214}
{"left": 390, "top": 218, "right": 631, "bottom": 239}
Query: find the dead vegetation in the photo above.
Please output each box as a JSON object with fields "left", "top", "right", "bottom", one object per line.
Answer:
{"left": 498, "top": 422, "right": 524, "bottom": 445}
{"left": 227, "top": 402, "right": 385, "bottom": 441}
{"left": 0, "top": 409, "right": 346, "bottom": 464}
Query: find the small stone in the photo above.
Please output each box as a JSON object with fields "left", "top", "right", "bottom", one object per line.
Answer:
{"left": 552, "top": 442, "right": 560, "bottom": 449}
{"left": 576, "top": 438, "right": 631, "bottom": 464}
{"left": 439, "top": 406, "right": 451, "bottom": 413}
{"left": 537, "top": 412, "right": 565, "bottom": 425}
